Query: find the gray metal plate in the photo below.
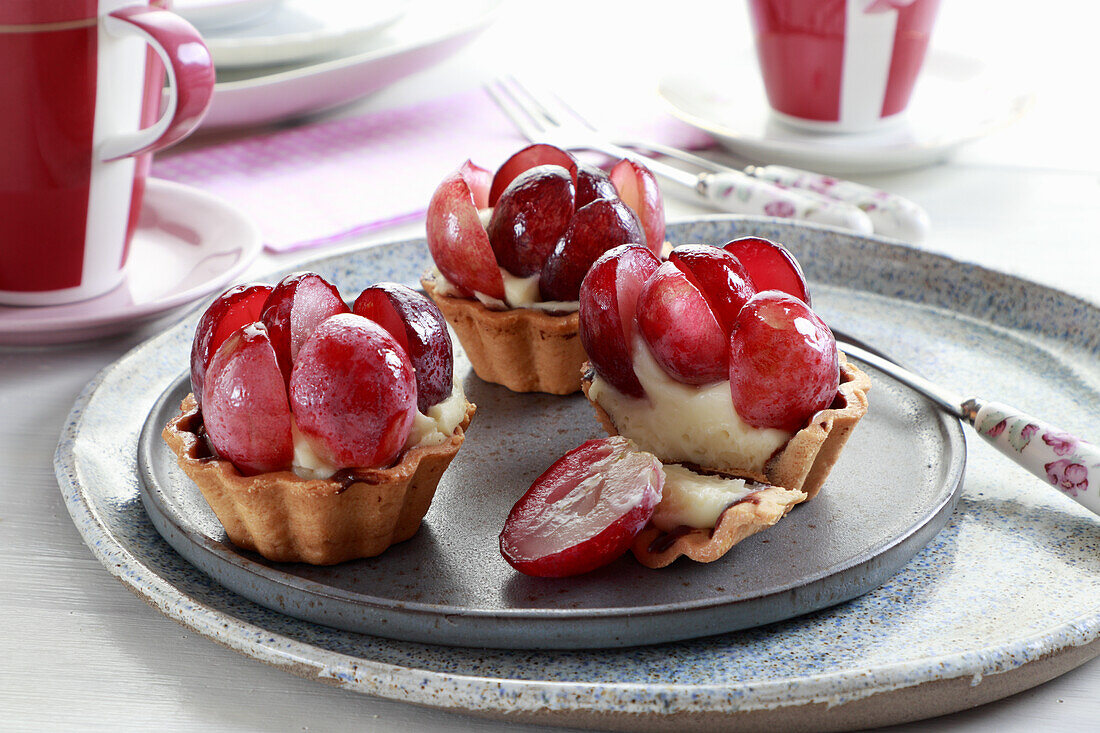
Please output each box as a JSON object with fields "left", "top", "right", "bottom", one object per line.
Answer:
{"left": 136, "top": 252, "right": 964, "bottom": 650}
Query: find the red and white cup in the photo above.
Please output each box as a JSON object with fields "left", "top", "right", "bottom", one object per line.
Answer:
{"left": 0, "top": 1, "right": 215, "bottom": 306}
{"left": 748, "top": 0, "right": 940, "bottom": 133}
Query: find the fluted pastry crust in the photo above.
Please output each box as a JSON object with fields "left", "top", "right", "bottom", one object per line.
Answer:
{"left": 163, "top": 393, "right": 475, "bottom": 565}
{"left": 632, "top": 484, "right": 807, "bottom": 568}
{"left": 421, "top": 275, "right": 584, "bottom": 395}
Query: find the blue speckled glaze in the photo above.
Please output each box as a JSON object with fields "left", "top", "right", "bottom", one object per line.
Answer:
{"left": 56, "top": 217, "right": 1100, "bottom": 724}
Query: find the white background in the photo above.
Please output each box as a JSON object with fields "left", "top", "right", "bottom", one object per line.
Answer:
{"left": 2, "top": 1, "right": 1098, "bottom": 731}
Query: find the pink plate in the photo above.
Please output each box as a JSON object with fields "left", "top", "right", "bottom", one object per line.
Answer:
{"left": 0, "top": 179, "right": 261, "bottom": 346}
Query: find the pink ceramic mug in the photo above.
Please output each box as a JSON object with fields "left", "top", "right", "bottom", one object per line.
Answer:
{"left": 748, "top": 0, "right": 940, "bottom": 133}
{"left": 0, "top": 1, "right": 215, "bottom": 306}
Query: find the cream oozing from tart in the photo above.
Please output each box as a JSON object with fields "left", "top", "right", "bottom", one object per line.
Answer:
{"left": 427, "top": 267, "right": 579, "bottom": 313}
{"left": 587, "top": 337, "right": 793, "bottom": 476}
{"left": 291, "top": 380, "right": 468, "bottom": 480}
{"left": 650, "top": 465, "right": 756, "bottom": 531}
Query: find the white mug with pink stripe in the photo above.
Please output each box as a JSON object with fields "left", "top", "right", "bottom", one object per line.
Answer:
{"left": 0, "top": 1, "right": 215, "bottom": 306}
{"left": 748, "top": 0, "right": 940, "bottom": 133}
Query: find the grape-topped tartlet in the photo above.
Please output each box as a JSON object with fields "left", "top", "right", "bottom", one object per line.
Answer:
{"left": 579, "top": 237, "right": 870, "bottom": 567}
{"left": 163, "top": 273, "right": 475, "bottom": 565}
{"left": 422, "top": 143, "right": 664, "bottom": 394}
{"left": 497, "top": 237, "right": 869, "bottom": 574}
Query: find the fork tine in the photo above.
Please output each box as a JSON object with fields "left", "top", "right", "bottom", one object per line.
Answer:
{"left": 503, "top": 77, "right": 572, "bottom": 129}
{"left": 484, "top": 80, "right": 544, "bottom": 142}
{"left": 498, "top": 76, "right": 560, "bottom": 128}
{"left": 507, "top": 76, "right": 599, "bottom": 133}
{"left": 491, "top": 77, "right": 702, "bottom": 190}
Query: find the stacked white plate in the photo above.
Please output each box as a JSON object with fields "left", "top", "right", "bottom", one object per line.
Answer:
{"left": 174, "top": 0, "right": 504, "bottom": 129}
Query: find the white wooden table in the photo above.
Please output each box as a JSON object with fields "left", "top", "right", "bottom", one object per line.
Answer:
{"left": 3, "top": 1, "right": 1098, "bottom": 730}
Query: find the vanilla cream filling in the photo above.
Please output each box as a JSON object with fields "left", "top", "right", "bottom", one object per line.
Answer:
{"left": 427, "top": 267, "right": 579, "bottom": 313}
{"left": 430, "top": 206, "right": 577, "bottom": 311}
{"left": 405, "top": 380, "right": 470, "bottom": 448}
{"left": 651, "top": 465, "right": 756, "bottom": 531}
{"left": 588, "top": 337, "right": 793, "bottom": 476}
{"left": 291, "top": 380, "right": 468, "bottom": 480}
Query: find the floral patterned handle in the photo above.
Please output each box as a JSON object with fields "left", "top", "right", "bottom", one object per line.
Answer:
{"left": 748, "top": 164, "right": 930, "bottom": 243}
{"left": 970, "top": 400, "right": 1100, "bottom": 514}
{"left": 699, "top": 170, "right": 874, "bottom": 234}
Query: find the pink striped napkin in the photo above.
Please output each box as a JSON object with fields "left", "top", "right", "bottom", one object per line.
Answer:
{"left": 153, "top": 87, "right": 713, "bottom": 253}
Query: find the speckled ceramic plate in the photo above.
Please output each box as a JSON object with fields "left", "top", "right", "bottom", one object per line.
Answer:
{"left": 57, "top": 218, "right": 1100, "bottom": 729}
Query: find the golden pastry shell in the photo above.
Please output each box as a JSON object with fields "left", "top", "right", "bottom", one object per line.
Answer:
{"left": 162, "top": 393, "right": 475, "bottom": 565}
{"left": 421, "top": 275, "right": 585, "bottom": 395}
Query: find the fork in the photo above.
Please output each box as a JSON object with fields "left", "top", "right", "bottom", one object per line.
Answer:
{"left": 486, "top": 77, "right": 874, "bottom": 235}
{"left": 834, "top": 331, "right": 1100, "bottom": 516}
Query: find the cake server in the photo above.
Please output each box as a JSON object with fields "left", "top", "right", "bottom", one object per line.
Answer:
{"left": 835, "top": 331, "right": 1099, "bottom": 515}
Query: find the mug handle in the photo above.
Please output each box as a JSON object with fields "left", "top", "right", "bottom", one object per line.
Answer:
{"left": 98, "top": 6, "right": 216, "bottom": 162}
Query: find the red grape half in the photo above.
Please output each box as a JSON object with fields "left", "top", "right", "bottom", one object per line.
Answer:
{"left": 539, "top": 197, "right": 644, "bottom": 302}
{"left": 190, "top": 283, "right": 272, "bottom": 407}
{"left": 578, "top": 243, "right": 661, "bottom": 397}
{"left": 426, "top": 165, "right": 506, "bottom": 300}
{"left": 668, "top": 244, "right": 756, "bottom": 333}
{"left": 610, "top": 158, "right": 665, "bottom": 255}
{"left": 722, "top": 236, "right": 810, "bottom": 306}
{"left": 729, "top": 291, "right": 840, "bottom": 432}
{"left": 353, "top": 283, "right": 454, "bottom": 412}
{"left": 487, "top": 164, "right": 575, "bottom": 277}
{"left": 289, "top": 314, "right": 418, "bottom": 470}
{"left": 202, "top": 322, "right": 294, "bottom": 476}
{"left": 500, "top": 436, "right": 664, "bottom": 577}
{"left": 636, "top": 260, "right": 728, "bottom": 385}
{"left": 260, "top": 271, "right": 350, "bottom": 384}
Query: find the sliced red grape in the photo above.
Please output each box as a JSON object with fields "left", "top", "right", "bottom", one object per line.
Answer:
{"left": 636, "top": 260, "right": 728, "bottom": 385}
{"left": 610, "top": 158, "right": 665, "bottom": 255}
{"left": 202, "top": 322, "right": 294, "bottom": 476}
{"left": 539, "top": 197, "right": 644, "bottom": 302}
{"left": 486, "top": 164, "right": 575, "bottom": 277}
{"left": 459, "top": 159, "right": 492, "bottom": 209}
{"left": 190, "top": 283, "right": 272, "bottom": 407}
{"left": 426, "top": 166, "right": 506, "bottom": 300}
{"left": 579, "top": 243, "right": 661, "bottom": 397}
{"left": 289, "top": 313, "right": 417, "bottom": 469}
{"left": 488, "top": 143, "right": 578, "bottom": 206}
{"left": 668, "top": 244, "right": 756, "bottom": 333}
{"left": 353, "top": 282, "right": 454, "bottom": 412}
{"left": 722, "top": 236, "right": 810, "bottom": 306}
{"left": 499, "top": 436, "right": 664, "bottom": 577}
{"left": 575, "top": 162, "right": 617, "bottom": 208}
{"left": 261, "top": 272, "right": 350, "bottom": 384}
{"left": 729, "top": 291, "right": 840, "bottom": 432}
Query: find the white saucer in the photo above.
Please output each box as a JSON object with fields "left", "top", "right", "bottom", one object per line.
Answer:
{"left": 174, "top": 0, "right": 282, "bottom": 32}
{"left": 203, "top": 0, "right": 503, "bottom": 128}
{"left": 658, "top": 50, "right": 1034, "bottom": 175}
{"left": 0, "top": 179, "right": 261, "bottom": 347}
{"left": 202, "top": 0, "right": 410, "bottom": 69}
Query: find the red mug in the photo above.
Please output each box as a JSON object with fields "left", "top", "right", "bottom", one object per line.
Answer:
{"left": 0, "top": 1, "right": 215, "bottom": 306}
{"left": 748, "top": 0, "right": 940, "bottom": 132}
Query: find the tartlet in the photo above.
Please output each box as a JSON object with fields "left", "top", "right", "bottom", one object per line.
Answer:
{"left": 583, "top": 355, "right": 870, "bottom": 567}
{"left": 421, "top": 275, "right": 584, "bottom": 395}
{"left": 172, "top": 276, "right": 471, "bottom": 565}
{"left": 423, "top": 145, "right": 665, "bottom": 396}
{"left": 583, "top": 354, "right": 871, "bottom": 500}
{"left": 164, "top": 393, "right": 476, "bottom": 565}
